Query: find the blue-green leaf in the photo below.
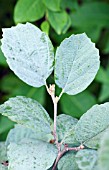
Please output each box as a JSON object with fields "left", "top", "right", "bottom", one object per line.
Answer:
{"left": 58, "top": 152, "right": 79, "bottom": 170}
{"left": 76, "top": 149, "right": 98, "bottom": 170}
{"left": 75, "top": 103, "right": 109, "bottom": 147}
{"left": 98, "top": 129, "right": 109, "bottom": 170}
{"left": 6, "top": 124, "right": 53, "bottom": 146}
{"left": 55, "top": 33, "right": 100, "bottom": 95}
{"left": 1, "top": 23, "right": 54, "bottom": 87}
{"left": 57, "top": 114, "right": 78, "bottom": 144}
{"left": 0, "top": 142, "right": 7, "bottom": 163}
{"left": 8, "top": 139, "right": 57, "bottom": 170}
{"left": 0, "top": 96, "right": 51, "bottom": 134}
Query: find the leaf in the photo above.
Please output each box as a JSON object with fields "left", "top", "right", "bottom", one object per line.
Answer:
{"left": 6, "top": 124, "right": 53, "bottom": 146}
{"left": 55, "top": 33, "right": 100, "bottom": 95}
{"left": 75, "top": 103, "right": 109, "bottom": 146}
{"left": 85, "top": 128, "right": 109, "bottom": 149}
{"left": 1, "top": 23, "right": 54, "bottom": 87}
{"left": 47, "top": 10, "right": 71, "bottom": 34}
{"left": 41, "top": 21, "right": 50, "bottom": 35}
{"left": 0, "top": 142, "right": 8, "bottom": 170}
{"left": 98, "top": 129, "right": 109, "bottom": 170}
{"left": 57, "top": 114, "right": 78, "bottom": 144}
{"left": 8, "top": 139, "right": 57, "bottom": 170}
{"left": 60, "top": 90, "right": 96, "bottom": 118}
{"left": 43, "top": 0, "right": 61, "bottom": 11}
{"left": 0, "top": 96, "right": 51, "bottom": 134}
{"left": 0, "top": 142, "right": 7, "bottom": 163}
{"left": 76, "top": 149, "right": 98, "bottom": 170}
{"left": 58, "top": 152, "right": 79, "bottom": 170}
{"left": 0, "top": 164, "right": 8, "bottom": 170}
{"left": 71, "top": 2, "right": 109, "bottom": 28}
{"left": 14, "top": 0, "right": 45, "bottom": 23}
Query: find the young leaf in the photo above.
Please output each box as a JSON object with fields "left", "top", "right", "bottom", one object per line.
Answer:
{"left": 47, "top": 10, "right": 71, "bottom": 34}
{"left": 57, "top": 114, "right": 78, "bottom": 144}
{"left": 1, "top": 23, "right": 54, "bottom": 87}
{"left": 75, "top": 103, "right": 109, "bottom": 146}
{"left": 41, "top": 21, "right": 50, "bottom": 35}
{"left": 8, "top": 139, "right": 57, "bottom": 170}
{"left": 55, "top": 33, "right": 100, "bottom": 95}
{"left": 58, "top": 152, "right": 79, "bottom": 170}
{"left": 6, "top": 124, "right": 53, "bottom": 146}
{"left": 43, "top": 0, "right": 61, "bottom": 11}
{"left": 98, "top": 130, "right": 109, "bottom": 170}
{"left": 14, "top": 0, "right": 45, "bottom": 23}
{"left": 76, "top": 149, "right": 98, "bottom": 170}
{"left": 0, "top": 96, "right": 51, "bottom": 134}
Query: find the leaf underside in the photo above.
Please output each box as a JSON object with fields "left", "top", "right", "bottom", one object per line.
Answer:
{"left": 1, "top": 23, "right": 54, "bottom": 87}
{"left": 75, "top": 103, "right": 109, "bottom": 147}
{"left": 55, "top": 33, "right": 100, "bottom": 95}
{"left": 8, "top": 139, "right": 57, "bottom": 170}
{"left": 0, "top": 96, "right": 51, "bottom": 134}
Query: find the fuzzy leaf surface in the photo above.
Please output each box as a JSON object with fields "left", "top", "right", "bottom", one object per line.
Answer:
{"left": 0, "top": 142, "right": 7, "bottom": 163}
{"left": 8, "top": 139, "right": 57, "bottom": 170}
{"left": 1, "top": 23, "right": 54, "bottom": 87}
{"left": 57, "top": 114, "right": 78, "bottom": 144}
{"left": 55, "top": 33, "right": 100, "bottom": 95}
{"left": 6, "top": 124, "right": 53, "bottom": 146}
{"left": 85, "top": 128, "right": 109, "bottom": 149}
{"left": 98, "top": 130, "right": 109, "bottom": 170}
{"left": 75, "top": 103, "right": 109, "bottom": 145}
{"left": 0, "top": 142, "right": 8, "bottom": 170}
{"left": 0, "top": 164, "right": 8, "bottom": 170}
{"left": 0, "top": 96, "right": 51, "bottom": 134}
{"left": 76, "top": 149, "right": 98, "bottom": 170}
{"left": 58, "top": 152, "right": 79, "bottom": 170}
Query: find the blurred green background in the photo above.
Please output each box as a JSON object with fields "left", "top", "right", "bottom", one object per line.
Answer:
{"left": 0, "top": 0, "right": 109, "bottom": 141}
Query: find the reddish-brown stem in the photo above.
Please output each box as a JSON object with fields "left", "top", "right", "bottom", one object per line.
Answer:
{"left": 52, "top": 144, "right": 84, "bottom": 170}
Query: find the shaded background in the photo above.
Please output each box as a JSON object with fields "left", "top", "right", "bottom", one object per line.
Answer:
{"left": 0, "top": 0, "right": 109, "bottom": 141}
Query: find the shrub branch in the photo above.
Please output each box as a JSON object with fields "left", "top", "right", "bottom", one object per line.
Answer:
{"left": 46, "top": 83, "right": 84, "bottom": 170}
